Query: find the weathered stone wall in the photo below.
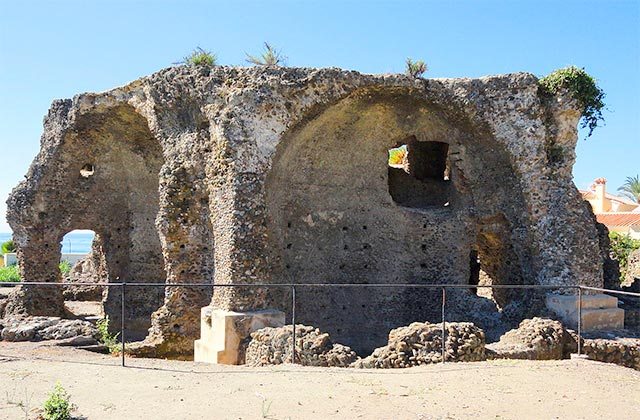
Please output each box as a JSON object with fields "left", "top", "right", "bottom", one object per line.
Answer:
{"left": 5, "top": 66, "right": 604, "bottom": 356}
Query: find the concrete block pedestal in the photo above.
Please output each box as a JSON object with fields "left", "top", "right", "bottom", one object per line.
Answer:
{"left": 546, "top": 293, "right": 624, "bottom": 331}
{"left": 194, "top": 307, "right": 285, "bottom": 364}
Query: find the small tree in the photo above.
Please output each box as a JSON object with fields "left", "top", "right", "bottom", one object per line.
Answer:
{"left": 180, "top": 47, "right": 217, "bottom": 66}
{"left": 246, "top": 42, "right": 285, "bottom": 67}
{"left": 1, "top": 239, "right": 15, "bottom": 256}
{"left": 405, "top": 58, "right": 428, "bottom": 78}
{"left": 618, "top": 175, "right": 640, "bottom": 203}
{"left": 609, "top": 231, "right": 640, "bottom": 281}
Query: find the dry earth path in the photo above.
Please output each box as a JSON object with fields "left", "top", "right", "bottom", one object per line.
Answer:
{"left": 0, "top": 342, "right": 639, "bottom": 419}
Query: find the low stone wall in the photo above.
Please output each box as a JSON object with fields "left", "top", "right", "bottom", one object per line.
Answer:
{"left": 353, "top": 322, "right": 485, "bottom": 368}
{"left": 583, "top": 337, "right": 640, "bottom": 370}
{"left": 244, "top": 325, "right": 358, "bottom": 367}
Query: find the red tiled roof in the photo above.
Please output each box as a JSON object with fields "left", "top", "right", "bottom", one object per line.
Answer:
{"left": 596, "top": 213, "right": 640, "bottom": 227}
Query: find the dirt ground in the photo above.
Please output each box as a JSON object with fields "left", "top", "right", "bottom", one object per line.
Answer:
{"left": 0, "top": 342, "right": 638, "bottom": 420}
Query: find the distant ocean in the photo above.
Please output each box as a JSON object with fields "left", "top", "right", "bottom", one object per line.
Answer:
{"left": 0, "top": 231, "right": 94, "bottom": 254}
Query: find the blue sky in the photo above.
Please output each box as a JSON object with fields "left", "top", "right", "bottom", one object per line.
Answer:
{"left": 0, "top": 0, "right": 638, "bottom": 232}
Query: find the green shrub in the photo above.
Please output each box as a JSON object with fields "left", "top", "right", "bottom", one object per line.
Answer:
{"left": 42, "top": 383, "right": 72, "bottom": 420}
{"left": 58, "top": 261, "right": 72, "bottom": 276}
{"left": 405, "top": 58, "right": 428, "bottom": 78}
{"left": 0, "top": 265, "right": 21, "bottom": 282}
{"left": 246, "top": 42, "right": 285, "bottom": 67}
{"left": 609, "top": 232, "right": 640, "bottom": 280}
{"left": 182, "top": 47, "right": 217, "bottom": 66}
{"left": 539, "top": 66, "right": 605, "bottom": 137}
{"left": 1, "top": 239, "right": 15, "bottom": 256}
{"left": 96, "top": 316, "right": 121, "bottom": 354}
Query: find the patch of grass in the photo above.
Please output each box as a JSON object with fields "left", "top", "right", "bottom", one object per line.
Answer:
{"left": 181, "top": 47, "right": 217, "bottom": 66}
{"left": 5, "top": 381, "right": 34, "bottom": 420}
{"left": 0, "top": 265, "right": 21, "bottom": 282}
{"left": 539, "top": 66, "right": 605, "bottom": 137}
{"left": 42, "top": 383, "right": 72, "bottom": 420}
{"left": 246, "top": 42, "right": 285, "bottom": 67}
{"left": 96, "top": 316, "right": 121, "bottom": 354}
{"left": 405, "top": 58, "right": 427, "bottom": 78}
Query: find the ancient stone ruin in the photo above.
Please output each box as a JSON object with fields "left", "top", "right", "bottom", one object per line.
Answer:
{"left": 4, "top": 66, "right": 606, "bottom": 359}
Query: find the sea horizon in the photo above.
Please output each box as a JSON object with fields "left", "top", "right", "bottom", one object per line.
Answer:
{"left": 0, "top": 231, "right": 94, "bottom": 254}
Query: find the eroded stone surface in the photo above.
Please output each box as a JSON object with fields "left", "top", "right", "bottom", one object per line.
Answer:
{"left": 0, "top": 316, "right": 97, "bottom": 342}
{"left": 245, "top": 324, "right": 357, "bottom": 367}
{"left": 353, "top": 321, "right": 485, "bottom": 368}
{"left": 486, "top": 317, "right": 575, "bottom": 360}
{"left": 5, "top": 66, "right": 604, "bottom": 357}
{"left": 583, "top": 335, "right": 640, "bottom": 370}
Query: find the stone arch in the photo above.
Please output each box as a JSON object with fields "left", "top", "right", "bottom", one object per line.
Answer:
{"left": 264, "top": 87, "right": 530, "bottom": 353}
{"left": 7, "top": 104, "right": 166, "bottom": 340}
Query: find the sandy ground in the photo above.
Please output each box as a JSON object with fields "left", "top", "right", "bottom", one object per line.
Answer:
{"left": 0, "top": 342, "right": 639, "bottom": 420}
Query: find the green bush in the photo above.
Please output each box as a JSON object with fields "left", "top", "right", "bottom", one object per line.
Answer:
{"left": 1, "top": 239, "right": 15, "bottom": 256}
{"left": 539, "top": 66, "right": 605, "bottom": 137}
{"left": 182, "top": 47, "right": 217, "bottom": 66}
{"left": 59, "top": 261, "right": 72, "bottom": 276}
{"left": 609, "top": 232, "right": 640, "bottom": 280}
{"left": 42, "top": 383, "right": 72, "bottom": 420}
{"left": 405, "top": 58, "right": 427, "bottom": 78}
{"left": 0, "top": 265, "right": 21, "bottom": 282}
{"left": 96, "top": 316, "right": 121, "bottom": 354}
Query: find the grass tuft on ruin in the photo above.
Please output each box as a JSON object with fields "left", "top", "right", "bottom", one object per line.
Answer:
{"left": 405, "top": 58, "right": 428, "bottom": 78}
{"left": 181, "top": 47, "right": 217, "bottom": 67}
{"left": 539, "top": 66, "right": 605, "bottom": 137}
{"left": 246, "top": 42, "right": 286, "bottom": 67}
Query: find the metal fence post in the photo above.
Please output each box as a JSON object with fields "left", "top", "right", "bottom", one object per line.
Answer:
{"left": 441, "top": 287, "right": 446, "bottom": 364}
{"left": 291, "top": 285, "right": 297, "bottom": 364}
{"left": 121, "top": 281, "right": 126, "bottom": 367}
{"left": 577, "top": 287, "right": 582, "bottom": 356}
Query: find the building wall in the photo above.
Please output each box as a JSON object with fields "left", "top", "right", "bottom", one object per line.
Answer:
{"left": 6, "top": 66, "right": 605, "bottom": 356}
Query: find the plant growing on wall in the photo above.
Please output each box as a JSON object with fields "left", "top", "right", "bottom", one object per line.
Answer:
{"left": 609, "top": 231, "right": 640, "bottom": 280}
{"left": 59, "top": 261, "right": 72, "bottom": 276}
{"left": 618, "top": 175, "right": 640, "bottom": 203}
{"left": 405, "top": 58, "right": 428, "bottom": 78}
{"left": 96, "top": 316, "right": 121, "bottom": 354}
{"left": 246, "top": 42, "right": 285, "bottom": 67}
{"left": 180, "top": 47, "right": 217, "bottom": 66}
{"left": 539, "top": 66, "right": 605, "bottom": 137}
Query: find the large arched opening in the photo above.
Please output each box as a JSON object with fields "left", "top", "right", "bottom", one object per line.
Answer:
{"left": 265, "top": 88, "right": 529, "bottom": 353}
{"left": 12, "top": 104, "right": 166, "bottom": 340}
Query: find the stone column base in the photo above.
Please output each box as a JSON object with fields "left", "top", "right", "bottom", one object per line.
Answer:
{"left": 546, "top": 293, "right": 624, "bottom": 331}
{"left": 194, "top": 307, "right": 285, "bottom": 364}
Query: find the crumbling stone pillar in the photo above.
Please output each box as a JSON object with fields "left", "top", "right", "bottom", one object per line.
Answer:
{"left": 195, "top": 147, "right": 285, "bottom": 363}
{"left": 4, "top": 230, "right": 65, "bottom": 317}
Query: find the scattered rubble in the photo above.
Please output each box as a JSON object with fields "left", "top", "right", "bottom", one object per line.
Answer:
{"left": 0, "top": 316, "right": 97, "bottom": 342}
{"left": 244, "top": 325, "right": 358, "bottom": 367}
{"left": 353, "top": 321, "right": 485, "bottom": 368}
{"left": 486, "top": 317, "right": 576, "bottom": 360}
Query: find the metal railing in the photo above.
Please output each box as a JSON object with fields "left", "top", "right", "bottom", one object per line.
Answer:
{"left": 1, "top": 281, "right": 638, "bottom": 368}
